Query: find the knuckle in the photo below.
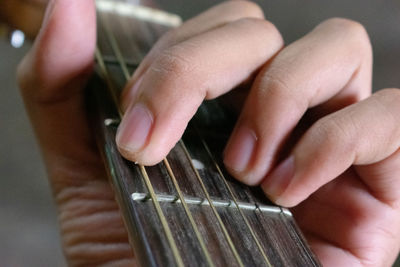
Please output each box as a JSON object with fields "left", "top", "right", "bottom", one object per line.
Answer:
{"left": 311, "top": 115, "right": 357, "bottom": 153}
{"left": 150, "top": 46, "right": 195, "bottom": 77}
{"left": 222, "top": 0, "right": 265, "bottom": 19}
{"left": 259, "top": 73, "right": 290, "bottom": 98}
{"left": 374, "top": 88, "right": 400, "bottom": 122}
{"left": 258, "top": 70, "right": 306, "bottom": 112}
{"left": 233, "top": 17, "right": 283, "bottom": 45}
{"left": 324, "top": 17, "right": 365, "bottom": 33}
{"left": 325, "top": 17, "right": 372, "bottom": 54}
{"left": 378, "top": 88, "right": 400, "bottom": 101}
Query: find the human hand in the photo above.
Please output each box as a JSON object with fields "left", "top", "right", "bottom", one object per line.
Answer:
{"left": 17, "top": 0, "right": 136, "bottom": 266}
{"left": 18, "top": 0, "right": 400, "bottom": 265}
{"left": 117, "top": 1, "right": 400, "bottom": 266}
{"left": 17, "top": 1, "right": 271, "bottom": 265}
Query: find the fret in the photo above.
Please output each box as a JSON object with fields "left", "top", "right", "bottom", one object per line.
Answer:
{"left": 165, "top": 142, "right": 209, "bottom": 198}
{"left": 185, "top": 103, "right": 319, "bottom": 266}
{"left": 98, "top": 8, "right": 186, "bottom": 267}
{"left": 180, "top": 141, "right": 245, "bottom": 267}
{"left": 131, "top": 192, "right": 287, "bottom": 214}
{"left": 98, "top": 5, "right": 219, "bottom": 266}
{"left": 162, "top": 158, "right": 215, "bottom": 267}
{"left": 139, "top": 165, "right": 185, "bottom": 267}
{"left": 90, "top": 1, "right": 321, "bottom": 266}
{"left": 194, "top": 127, "right": 272, "bottom": 267}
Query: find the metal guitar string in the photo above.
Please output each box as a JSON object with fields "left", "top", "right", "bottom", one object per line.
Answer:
{"left": 95, "top": 2, "right": 322, "bottom": 266}
{"left": 195, "top": 126, "right": 272, "bottom": 267}
{"left": 97, "top": 9, "right": 186, "bottom": 267}
{"left": 99, "top": 4, "right": 247, "bottom": 266}
{"left": 95, "top": 48, "right": 122, "bottom": 118}
{"left": 96, "top": 1, "right": 279, "bottom": 266}
{"left": 96, "top": 47, "right": 187, "bottom": 266}
{"left": 193, "top": 125, "right": 272, "bottom": 267}
{"left": 162, "top": 158, "right": 215, "bottom": 267}
{"left": 179, "top": 140, "right": 244, "bottom": 267}
{"left": 98, "top": 8, "right": 214, "bottom": 266}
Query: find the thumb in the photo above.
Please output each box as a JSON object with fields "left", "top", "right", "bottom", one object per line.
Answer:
{"left": 18, "top": 0, "right": 96, "bottom": 102}
{"left": 17, "top": 0, "right": 97, "bottom": 192}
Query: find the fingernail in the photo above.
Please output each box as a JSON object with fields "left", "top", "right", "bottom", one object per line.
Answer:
{"left": 261, "top": 156, "right": 295, "bottom": 200}
{"left": 224, "top": 125, "right": 257, "bottom": 172}
{"left": 116, "top": 103, "right": 153, "bottom": 152}
{"left": 121, "top": 76, "right": 144, "bottom": 112}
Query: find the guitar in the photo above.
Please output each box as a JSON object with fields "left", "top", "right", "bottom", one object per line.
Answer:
{"left": 88, "top": 0, "right": 321, "bottom": 266}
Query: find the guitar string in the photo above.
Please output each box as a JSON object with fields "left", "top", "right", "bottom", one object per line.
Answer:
{"left": 97, "top": 11, "right": 185, "bottom": 267}
{"left": 95, "top": 48, "right": 122, "bottom": 118}
{"left": 96, "top": 2, "right": 319, "bottom": 267}
{"left": 99, "top": 9, "right": 215, "bottom": 266}
{"left": 162, "top": 158, "right": 215, "bottom": 267}
{"left": 102, "top": 3, "right": 249, "bottom": 266}
{"left": 106, "top": 9, "right": 244, "bottom": 263}
{"left": 193, "top": 125, "right": 272, "bottom": 267}
{"left": 95, "top": 47, "right": 185, "bottom": 267}
{"left": 179, "top": 140, "right": 244, "bottom": 267}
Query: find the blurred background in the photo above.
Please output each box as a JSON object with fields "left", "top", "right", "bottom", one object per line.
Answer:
{"left": 1, "top": 0, "right": 400, "bottom": 266}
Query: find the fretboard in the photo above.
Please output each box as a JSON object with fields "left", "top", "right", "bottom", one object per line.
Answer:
{"left": 88, "top": 1, "right": 321, "bottom": 266}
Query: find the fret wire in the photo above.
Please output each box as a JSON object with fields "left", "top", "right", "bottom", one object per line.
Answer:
{"left": 179, "top": 140, "right": 244, "bottom": 267}
{"left": 97, "top": 8, "right": 185, "bottom": 266}
{"left": 95, "top": 47, "right": 184, "bottom": 267}
{"left": 163, "top": 158, "right": 215, "bottom": 267}
{"left": 194, "top": 126, "right": 272, "bottom": 267}
{"left": 139, "top": 165, "right": 185, "bottom": 267}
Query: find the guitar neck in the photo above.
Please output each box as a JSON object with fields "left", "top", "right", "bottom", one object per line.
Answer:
{"left": 88, "top": 1, "right": 321, "bottom": 266}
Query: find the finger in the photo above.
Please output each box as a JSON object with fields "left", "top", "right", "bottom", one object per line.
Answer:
{"left": 261, "top": 88, "right": 400, "bottom": 207}
{"left": 355, "top": 141, "right": 400, "bottom": 204}
{"left": 116, "top": 18, "right": 284, "bottom": 165}
{"left": 121, "top": 0, "right": 264, "bottom": 111}
{"left": 291, "top": 170, "right": 400, "bottom": 267}
{"left": 223, "top": 18, "right": 372, "bottom": 185}
{"left": 17, "top": 0, "right": 97, "bottom": 190}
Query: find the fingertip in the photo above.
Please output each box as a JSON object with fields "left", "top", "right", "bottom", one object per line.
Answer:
{"left": 223, "top": 125, "right": 257, "bottom": 172}
{"left": 116, "top": 102, "right": 172, "bottom": 166}
{"left": 261, "top": 155, "right": 295, "bottom": 200}
{"left": 270, "top": 196, "right": 299, "bottom": 208}
{"left": 30, "top": 0, "right": 96, "bottom": 89}
{"left": 116, "top": 144, "right": 165, "bottom": 166}
{"left": 116, "top": 103, "right": 153, "bottom": 156}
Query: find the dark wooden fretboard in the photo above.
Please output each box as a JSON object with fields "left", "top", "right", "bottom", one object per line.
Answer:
{"left": 88, "top": 1, "right": 321, "bottom": 266}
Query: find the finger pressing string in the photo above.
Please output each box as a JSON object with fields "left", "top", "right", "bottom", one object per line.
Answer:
{"left": 223, "top": 18, "right": 372, "bottom": 185}
{"left": 120, "top": 0, "right": 265, "bottom": 111}
{"left": 16, "top": 0, "right": 97, "bottom": 190}
{"left": 262, "top": 88, "right": 400, "bottom": 207}
{"left": 116, "top": 17, "right": 283, "bottom": 165}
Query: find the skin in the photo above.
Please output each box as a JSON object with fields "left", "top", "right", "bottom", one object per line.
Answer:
{"left": 15, "top": 0, "right": 400, "bottom": 266}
